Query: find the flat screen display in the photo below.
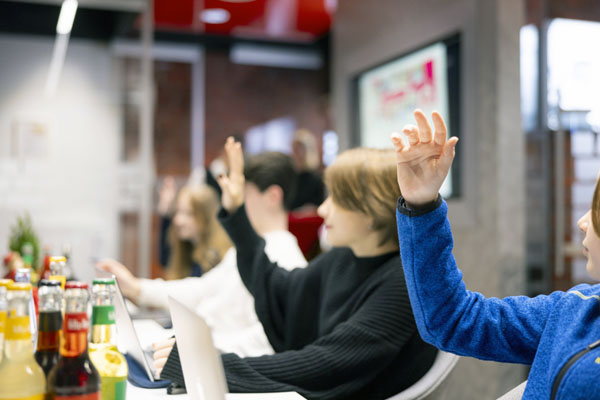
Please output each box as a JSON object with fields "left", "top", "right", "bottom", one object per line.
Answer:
{"left": 353, "top": 35, "right": 461, "bottom": 199}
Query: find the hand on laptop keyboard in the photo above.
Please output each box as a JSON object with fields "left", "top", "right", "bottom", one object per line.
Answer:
{"left": 152, "top": 338, "right": 176, "bottom": 377}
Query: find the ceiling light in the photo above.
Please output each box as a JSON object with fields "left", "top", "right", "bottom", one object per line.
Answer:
{"left": 56, "top": 0, "right": 78, "bottom": 35}
{"left": 230, "top": 44, "right": 323, "bottom": 70}
{"left": 200, "top": 8, "right": 230, "bottom": 24}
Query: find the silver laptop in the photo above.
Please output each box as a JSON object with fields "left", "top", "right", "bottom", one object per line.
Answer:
{"left": 111, "top": 276, "right": 163, "bottom": 381}
{"left": 167, "top": 296, "right": 306, "bottom": 400}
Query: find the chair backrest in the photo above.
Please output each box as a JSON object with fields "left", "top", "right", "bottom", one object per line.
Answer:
{"left": 496, "top": 380, "right": 527, "bottom": 400}
{"left": 386, "top": 350, "right": 459, "bottom": 400}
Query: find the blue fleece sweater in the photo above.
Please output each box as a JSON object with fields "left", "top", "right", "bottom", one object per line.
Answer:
{"left": 396, "top": 196, "right": 600, "bottom": 400}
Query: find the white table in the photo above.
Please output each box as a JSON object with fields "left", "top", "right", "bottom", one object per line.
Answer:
{"left": 127, "top": 382, "right": 305, "bottom": 399}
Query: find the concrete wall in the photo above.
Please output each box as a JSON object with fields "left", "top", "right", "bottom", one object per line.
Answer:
{"left": 332, "top": 0, "right": 526, "bottom": 398}
{"left": 0, "top": 35, "right": 121, "bottom": 284}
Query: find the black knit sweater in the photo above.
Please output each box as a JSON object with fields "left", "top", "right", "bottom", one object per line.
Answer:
{"left": 162, "top": 205, "right": 436, "bottom": 400}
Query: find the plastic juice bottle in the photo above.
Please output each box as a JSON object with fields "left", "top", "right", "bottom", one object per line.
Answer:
{"left": 49, "top": 256, "right": 67, "bottom": 290}
{"left": 47, "top": 281, "right": 101, "bottom": 399}
{"left": 35, "top": 279, "right": 63, "bottom": 377}
{"left": 0, "top": 279, "right": 12, "bottom": 364}
{"left": 0, "top": 282, "right": 46, "bottom": 400}
{"left": 89, "top": 278, "right": 128, "bottom": 400}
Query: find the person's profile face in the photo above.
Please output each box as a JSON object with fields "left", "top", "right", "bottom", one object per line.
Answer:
{"left": 317, "top": 197, "right": 372, "bottom": 250}
{"left": 173, "top": 193, "right": 199, "bottom": 241}
{"left": 579, "top": 209, "right": 600, "bottom": 280}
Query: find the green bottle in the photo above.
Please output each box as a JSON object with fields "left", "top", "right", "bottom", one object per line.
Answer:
{"left": 88, "top": 278, "right": 128, "bottom": 400}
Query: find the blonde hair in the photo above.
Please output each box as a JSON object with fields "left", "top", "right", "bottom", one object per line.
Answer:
{"left": 167, "top": 185, "right": 232, "bottom": 279}
{"left": 324, "top": 148, "right": 401, "bottom": 247}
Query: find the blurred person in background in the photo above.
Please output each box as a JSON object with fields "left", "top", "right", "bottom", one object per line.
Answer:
{"left": 157, "top": 181, "right": 231, "bottom": 279}
{"left": 289, "top": 129, "right": 325, "bottom": 213}
{"left": 98, "top": 151, "right": 307, "bottom": 358}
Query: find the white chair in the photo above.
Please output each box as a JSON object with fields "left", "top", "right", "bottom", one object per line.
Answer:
{"left": 386, "top": 350, "right": 460, "bottom": 400}
{"left": 496, "top": 380, "right": 527, "bottom": 400}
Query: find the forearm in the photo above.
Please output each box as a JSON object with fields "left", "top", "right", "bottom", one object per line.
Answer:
{"left": 222, "top": 330, "right": 395, "bottom": 398}
{"left": 137, "top": 276, "right": 206, "bottom": 310}
{"left": 218, "top": 205, "right": 276, "bottom": 295}
{"left": 397, "top": 197, "right": 548, "bottom": 363}
{"left": 137, "top": 278, "right": 170, "bottom": 309}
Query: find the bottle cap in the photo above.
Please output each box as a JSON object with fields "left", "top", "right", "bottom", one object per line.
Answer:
{"left": 65, "top": 281, "right": 88, "bottom": 290}
{"left": 38, "top": 279, "right": 62, "bottom": 288}
{"left": 92, "top": 278, "right": 116, "bottom": 285}
{"left": 15, "top": 268, "right": 31, "bottom": 283}
{"left": 49, "top": 256, "right": 67, "bottom": 263}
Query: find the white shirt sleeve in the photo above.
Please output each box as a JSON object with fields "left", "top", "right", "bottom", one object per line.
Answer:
{"left": 137, "top": 248, "right": 237, "bottom": 310}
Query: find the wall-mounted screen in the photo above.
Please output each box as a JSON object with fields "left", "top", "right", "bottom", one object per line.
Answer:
{"left": 353, "top": 34, "right": 461, "bottom": 199}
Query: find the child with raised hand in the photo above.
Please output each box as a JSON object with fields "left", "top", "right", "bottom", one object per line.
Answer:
{"left": 393, "top": 109, "right": 600, "bottom": 399}
{"left": 161, "top": 136, "right": 438, "bottom": 399}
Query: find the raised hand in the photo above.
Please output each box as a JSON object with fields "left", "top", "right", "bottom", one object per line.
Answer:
{"left": 391, "top": 110, "right": 458, "bottom": 207}
{"left": 157, "top": 176, "right": 177, "bottom": 216}
{"left": 216, "top": 137, "right": 245, "bottom": 213}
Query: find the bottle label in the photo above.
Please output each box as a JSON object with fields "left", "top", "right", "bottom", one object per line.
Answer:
{"left": 54, "top": 393, "right": 100, "bottom": 400}
{"left": 100, "top": 376, "right": 127, "bottom": 400}
{"left": 0, "top": 310, "right": 6, "bottom": 333}
{"left": 5, "top": 315, "right": 30, "bottom": 340}
{"left": 64, "top": 313, "right": 90, "bottom": 333}
{"left": 92, "top": 305, "right": 115, "bottom": 325}
{"left": 2, "top": 394, "right": 44, "bottom": 400}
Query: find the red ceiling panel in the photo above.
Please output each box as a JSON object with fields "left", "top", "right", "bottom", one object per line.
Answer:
{"left": 203, "top": 0, "right": 266, "bottom": 35}
{"left": 296, "top": 0, "right": 331, "bottom": 36}
{"left": 154, "top": 0, "right": 195, "bottom": 27}
{"left": 153, "top": 0, "right": 333, "bottom": 42}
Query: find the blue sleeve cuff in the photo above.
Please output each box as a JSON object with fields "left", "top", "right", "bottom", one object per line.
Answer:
{"left": 396, "top": 194, "right": 443, "bottom": 217}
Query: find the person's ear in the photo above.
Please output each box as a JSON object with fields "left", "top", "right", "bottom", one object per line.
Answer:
{"left": 266, "top": 184, "right": 284, "bottom": 208}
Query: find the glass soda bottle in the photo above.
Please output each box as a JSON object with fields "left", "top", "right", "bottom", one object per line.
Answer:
{"left": 35, "top": 279, "right": 63, "bottom": 377}
{"left": 49, "top": 256, "right": 67, "bottom": 290}
{"left": 0, "top": 279, "right": 12, "bottom": 364}
{"left": 15, "top": 268, "right": 37, "bottom": 348}
{"left": 41, "top": 246, "right": 52, "bottom": 280}
{"left": 47, "top": 282, "right": 101, "bottom": 399}
{"left": 89, "top": 278, "right": 128, "bottom": 400}
{"left": 0, "top": 282, "right": 46, "bottom": 400}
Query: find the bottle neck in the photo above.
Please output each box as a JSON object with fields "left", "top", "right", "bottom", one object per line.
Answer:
{"left": 60, "top": 312, "right": 89, "bottom": 357}
{"left": 5, "top": 295, "right": 31, "bottom": 343}
{"left": 4, "top": 306, "right": 34, "bottom": 360}
{"left": 36, "top": 310, "right": 62, "bottom": 352}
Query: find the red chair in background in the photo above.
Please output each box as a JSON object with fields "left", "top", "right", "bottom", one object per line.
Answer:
{"left": 288, "top": 212, "right": 324, "bottom": 261}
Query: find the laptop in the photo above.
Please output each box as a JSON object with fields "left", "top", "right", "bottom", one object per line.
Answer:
{"left": 111, "top": 275, "right": 169, "bottom": 381}
{"left": 168, "top": 296, "right": 306, "bottom": 400}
